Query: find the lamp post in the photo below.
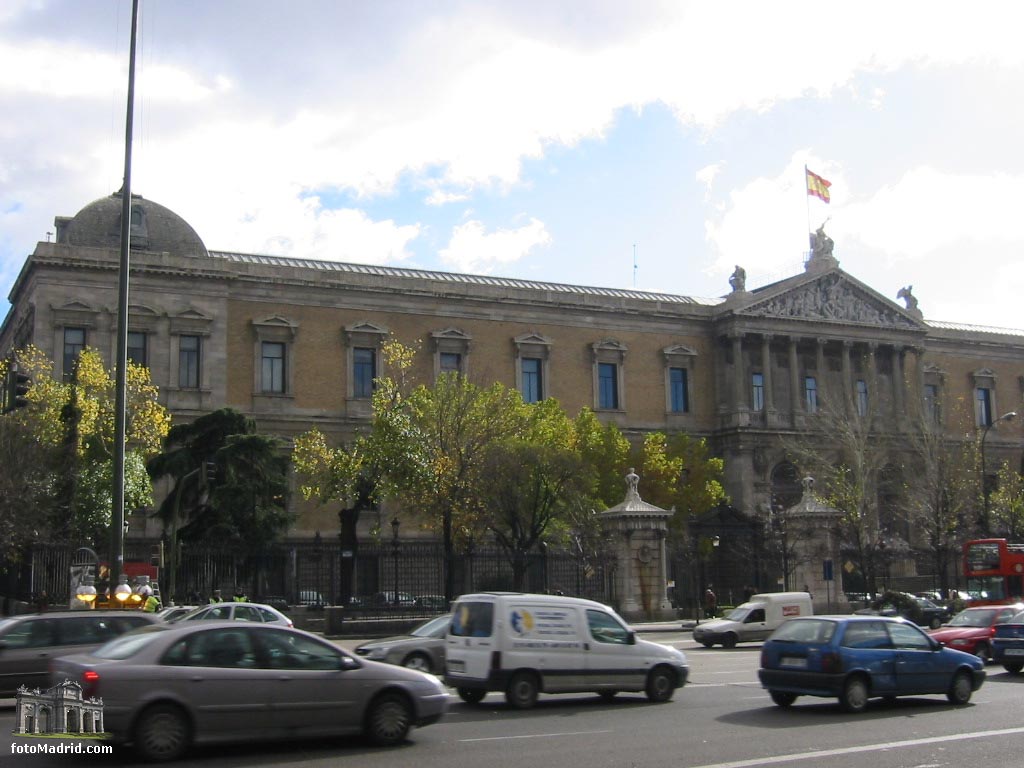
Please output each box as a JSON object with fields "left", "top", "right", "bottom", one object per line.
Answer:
{"left": 72, "top": 547, "right": 99, "bottom": 608}
{"left": 981, "top": 411, "right": 1018, "bottom": 536}
{"left": 712, "top": 535, "right": 721, "bottom": 604}
{"left": 312, "top": 530, "right": 323, "bottom": 608}
{"left": 391, "top": 516, "right": 401, "bottom": 607}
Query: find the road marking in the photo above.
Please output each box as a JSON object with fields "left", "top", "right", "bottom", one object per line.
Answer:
{"left": 686, "top": 726, "right": 1024, "bottom": 768}
{"left": 460, "top": 729, "right": 614, "bottom": 743}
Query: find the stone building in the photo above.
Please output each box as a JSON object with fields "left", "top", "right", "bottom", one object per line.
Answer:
{"left": 14, "top": 680, "right": 104, "bottom": 735}
{"left": 2, "top": 192, "right": 1023, "bottom": 587}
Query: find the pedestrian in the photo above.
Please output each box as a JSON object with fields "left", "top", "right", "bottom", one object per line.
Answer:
{"left": 35, "top": 590, "right": 49, "bottom": 613}
{"left": 209, "top": 589, "right": 224, "bottom": 604}
{"left": 232, "top": 586, "right": 248, "bottom": 602}
{"left": 704, "top": 586, "right": 717, "bottom": 619}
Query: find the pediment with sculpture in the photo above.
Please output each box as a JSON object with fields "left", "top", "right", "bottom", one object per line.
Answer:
{"left": 743, "top": 273, "right": 920, "bottom": 329}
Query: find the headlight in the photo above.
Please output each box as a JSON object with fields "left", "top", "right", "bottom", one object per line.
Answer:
{"left": 365, "top": 647, "right": 390, "bottom": 660}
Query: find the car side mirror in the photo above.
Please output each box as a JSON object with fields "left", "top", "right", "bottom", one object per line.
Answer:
{"left": 339, "top": 655, "right": 362, "bottom": 671}
{"left": 627, "top": 630, "right": 636, "bottom": 645}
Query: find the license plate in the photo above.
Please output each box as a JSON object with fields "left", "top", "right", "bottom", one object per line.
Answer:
{"left": 1004, "top": 648, "right": 1024, "bottom": 657}
{"left": 447, "top": 659, "right": 466, "bottom": 672}
{"left": 780, "top": 657, "right": 807, "bottom": 668}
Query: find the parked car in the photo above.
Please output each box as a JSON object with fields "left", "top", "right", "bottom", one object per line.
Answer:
{"left": 298, "top": 591, "right": 325, "bottom": 608}
{"left": 371, "top": 591, "right": 417, "bottom": 607}
{"left": 759, "top": 615, "right": 985, "bottom": 713}
{"left": 355, "top": 614, "right": 450, "bottom": 673}
{"left": 0, "top": 610, "right": 160, "bottom": 696}
{"left": 157, "top": 605, "right": 198, "bottom": 623}
{"left": 415, "top": 595, "right": 448, "bottom": 611}
{"left": 176, "top": 602, "right": 293, "bottom": 627}
{"left": 51, "top": 621, "right": 449, "bottom": 761}
{"left": 854, "top": 592, "right": 951, "bottom": 629}
{"left": 928, "top": 604, "right": 1024, "bottom": 661}
{"left": 990, "top": 609, "right": 1024, "bottom": 673}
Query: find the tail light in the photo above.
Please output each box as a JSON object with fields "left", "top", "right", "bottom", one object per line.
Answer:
{"left": 820, "top": 652, "right": 842, "bottom": 674}
{"left": 82, "top": 670, "right": 100, "bottom": 698}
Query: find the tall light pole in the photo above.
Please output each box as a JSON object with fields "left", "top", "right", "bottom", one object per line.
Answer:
{"left": 981, "top": 411, "right": 1017, "bottom": 536}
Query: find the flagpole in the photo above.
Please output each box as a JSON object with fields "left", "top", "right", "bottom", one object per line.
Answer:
{"left": 804, "top": 165, "right": 812, "bottom": 257}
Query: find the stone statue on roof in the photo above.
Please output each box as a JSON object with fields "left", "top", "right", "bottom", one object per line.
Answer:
{"left": 729, "top": 265, "right": 747, "bottom": 293}
{"left": 810, "top": 222, "right": 834, "bottom": 260}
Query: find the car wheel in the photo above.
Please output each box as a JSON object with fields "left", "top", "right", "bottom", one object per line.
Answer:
{"left": 946, "top": 670, "right": 973, "bottom": 705}
{"left": 402, "top": 652, "right": 433, "bottom": 674}
{"left": 133, "top": 703, "right": 191, "bottom": 763}
{"left": 975, "top": 643, "right": 991, "bottom": 663}
{"left": 701, "top": 641, "right": 715, "bottom": 648}
{"left": 769, "top": 690, "right": 797, "bottom": 707}
{"left": 598, "top": 690, "right": 618, "bottom": 702}
{"left": 645, "top": 666, "right": 676, "bottom": 703}
{"left": 457, "top": 687, "right": 486, "bottom": 704}
{"left": 721, "top": 633, "right": 738, "bottom": 649}
{"left": 365, "top": 693, "right": 412, "bottom": 747}
{"left": 929, "top": 617, "right": 942, "bottom": 629}
{"left": 506, "top": 671, "right": 540, "bottom": 709}
{"left": 840, "top": 675, "right": 869, "bottom": 713}
{"left": 1003, "top": 662, "right": 1024, "bottom": 675}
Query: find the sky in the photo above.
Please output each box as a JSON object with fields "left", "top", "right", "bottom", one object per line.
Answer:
{"left": 2, "top": 0, "right": 1024, "bottom": 331}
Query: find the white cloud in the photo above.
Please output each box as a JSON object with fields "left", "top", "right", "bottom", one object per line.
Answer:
{"left": 440, "top": 218, "right": 552, "bottom": 273}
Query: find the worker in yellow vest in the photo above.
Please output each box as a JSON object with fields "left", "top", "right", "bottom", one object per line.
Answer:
{"left": 232, "top": 587, "right": 248, "bottom": 602}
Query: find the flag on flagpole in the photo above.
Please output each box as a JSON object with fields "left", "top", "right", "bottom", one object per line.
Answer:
{"left": 806, "top": 168, "right": 832, "bottom": 203}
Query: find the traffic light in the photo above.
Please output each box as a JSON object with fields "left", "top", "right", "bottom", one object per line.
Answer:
{"left": 151, "top": 542, "right": 164, "bottom": 568}
{"left": 2, "top": 364, "right": 30, "bottom": 414}
{"left": 202, "top": 460, "right": 218, "bottom": 485}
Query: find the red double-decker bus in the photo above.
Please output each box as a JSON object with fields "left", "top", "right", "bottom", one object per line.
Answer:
{"left": 964, "top": 538, "right": 1024, "bottom": 605}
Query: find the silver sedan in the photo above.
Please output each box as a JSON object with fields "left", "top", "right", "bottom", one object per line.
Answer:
{"left": 51, "top": 621, "right": 449, "bottom": 761}
{"left": 355, "top": 614, "right": 450, "bottom": 673}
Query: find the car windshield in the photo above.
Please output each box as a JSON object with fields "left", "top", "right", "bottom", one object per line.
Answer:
{"left": 724, "top": 603, "right": 755, "bottom": 621}
{"left": 947, "top": 609, "right": 998, "bottom": 628}
{"left": 769, "top": 619, "right": 837, "bottom": 643}
{"left": 92, "top": 625, "right": 168, "bottom": 659}
{"left": 411, "top": 614, "right": 450, "bottom": 638}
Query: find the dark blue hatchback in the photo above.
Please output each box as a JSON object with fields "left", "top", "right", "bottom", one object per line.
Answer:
{"left": 758, "top": 615, "right": 985, "bottom": 713}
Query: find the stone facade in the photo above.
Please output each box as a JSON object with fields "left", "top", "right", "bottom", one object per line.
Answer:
{"left": 2, "top": 192, "right": 1023, "bottom": 550}
{"left": 14, "top": 681, "right": 104, "bottom": 735}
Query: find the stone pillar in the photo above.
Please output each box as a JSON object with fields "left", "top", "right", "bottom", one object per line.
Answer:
{"left": 841, "top": 341, "right": 853, "bottom": 417}
{"left": 731, "top": 333, "right": 746, "bottom": 417}
{"left": 760, "top": 334, "right": 775, "bottom": 423}
{"left": 891, "top": 345, "right": 905, "bottom": 427}
{"left": 788, "top": 337, "right": 802, "bottom": 426}
{"left": 816, "top": 338, "right": 826, "bottom": 411}
{"left": 599, "top": 470, "right": 674, "bottom": 621}
{"left": 867, "top": 342, "right": 878, "bottom": 423}
{"left": 784, "top": 477, "right": 846, "bottom": 612}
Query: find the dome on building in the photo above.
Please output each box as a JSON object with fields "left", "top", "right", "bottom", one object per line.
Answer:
{"left": 57, "top": 191, "right": 208, "bottom": 257}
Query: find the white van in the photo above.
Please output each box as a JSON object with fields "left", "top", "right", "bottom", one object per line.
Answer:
{"left": 444, "top": 592, "right": 689, "bottom": 708}
{"left": 692, "top": 591, "right": 813, "bottom": 648}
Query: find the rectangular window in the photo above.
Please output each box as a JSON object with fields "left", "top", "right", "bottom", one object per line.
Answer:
{"left": 127, "top": 331, "right": 147, "bottom": 367}
{"left": 521, "top": 357, "right": 543, "bottom": 404}
{"left": 598, "top": 362, "right": 619, "bottom": 409}
{"left": 924, "top": 383, "right": 940, "bottom": 425}
{"left": 63, "top": 327, "right": 86, "bottom": 379}
{"left": 856, "top": 379, "right": 869, "bottom": 417}
{"left": 261, "top": 341, "right": 286, "bottom": 394}
{"left": 804, "top": 376, "right": 818, "bottom": 413}
{"left": 669, "top": 367, "right": 689, "bottom": 413}
{"left": 752, "top": 372, "right": 765, "bottom": 412}
{"left": 353, "top": 347, "right": 376, "bottom": 399}
{"left": 440, "top": 352, "right": 462, "bottom": 373}
{"left": 179, "top": 335, "right": 200, "bottom": 389}
{"left": 976, "top": 387, "right": 993, "bottom": 427}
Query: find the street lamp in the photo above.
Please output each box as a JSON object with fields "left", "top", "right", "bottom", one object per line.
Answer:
{"left": 981, "top": 411, "right": 1018, "bottom": 536}
{"left": 391, "top": 516, "right": 401, "bottom": 607}
{"left": 72, "top": 547, "right": 99, "bottom": 608}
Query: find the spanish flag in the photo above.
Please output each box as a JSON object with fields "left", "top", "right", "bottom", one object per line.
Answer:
{"left": 806, "top": 167, "right": 831, "bottom": 203}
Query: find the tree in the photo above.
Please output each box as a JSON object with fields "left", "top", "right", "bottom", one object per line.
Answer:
{"left": 572, "top": 408, "right": 630, "bottom": 507}
{"left": 782, "top": 398, "right": 891, "bottom": 597}
{"left": 481, "top": 399, "right": 591, "bottom": 590}
{"left": 991, "top": 460, "right": 1024, "bottom": 540}
{"left": 2, "top": 345, "right": 169, "bottom": 544}
{"left": 637, "top": 432, "right": 727, "bottom": 525}
{"left": 148, "top": 408, "right": 290, "bottom": 600}
{"left": 0, "top": 417, "right": 54, "bottom": 560}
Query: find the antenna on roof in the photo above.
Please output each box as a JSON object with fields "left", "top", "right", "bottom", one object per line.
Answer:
{"left": 633, "top": 243, "right": 638, "bottom": 289}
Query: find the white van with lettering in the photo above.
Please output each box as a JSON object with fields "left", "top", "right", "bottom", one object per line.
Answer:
{"left": 692, "top": 591, "right": 813, "bottom": 648}
{"left": 444, "top": 592, "right": 689, "bottom": 708}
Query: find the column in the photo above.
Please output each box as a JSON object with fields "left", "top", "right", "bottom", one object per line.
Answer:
{"left": 760, "top": 334, "right": 774, "bottom": 422}
{"left": 891, "top": 345, "right": 905, "bottom": 426}
{"left": 731, "top": 333, "right": 746, "bottom": 412}
{"left": 867, "top": 342, "right": 878, "bottom": 422}
{"left": 841, "top": 341, "right": 853, "bottom": 417}
{"left": 816, "top": 339, "right": 826, "bottom": 410}
{"left": 788, "top": 337, "right": 801, "bottom": 424}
